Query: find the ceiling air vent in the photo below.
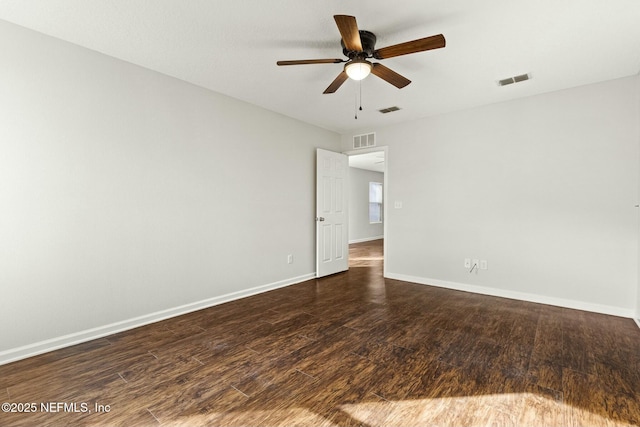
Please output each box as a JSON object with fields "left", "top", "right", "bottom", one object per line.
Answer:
{"left": 353, "top": 132, "right": 376, "bottom": 149}
{"left": 497, "top": 73, "right": 531, "bottom": 86}
{"left": 379, "top": 106, "right": 401, "bottom": 114}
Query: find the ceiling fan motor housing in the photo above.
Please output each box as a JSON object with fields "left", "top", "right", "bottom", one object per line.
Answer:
{"left": 342, "top": 30, "right": 377, "bottom": 58}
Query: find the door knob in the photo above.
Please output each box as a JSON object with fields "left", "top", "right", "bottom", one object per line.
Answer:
{"left": 316, "top": 217, "right": 325, "bottom": 222}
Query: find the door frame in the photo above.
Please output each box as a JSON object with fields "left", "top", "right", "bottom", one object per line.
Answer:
{"left": 344, "top": 146, "right": 388, "bottom": 277}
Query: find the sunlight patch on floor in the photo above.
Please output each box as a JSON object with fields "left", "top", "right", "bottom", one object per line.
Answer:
{"left": 158, "top": 392, "right": 638, "bottom": 427}
{"left": 338, "top": 393, "right": 636, "bottom": 427}
{"left": 169, "top": 407, "right": 339, "bottom": 427}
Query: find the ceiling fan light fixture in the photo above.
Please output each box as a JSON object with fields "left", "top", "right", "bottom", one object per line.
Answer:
{"left": 345, "top": 59, "right": 373, "bottom": 81}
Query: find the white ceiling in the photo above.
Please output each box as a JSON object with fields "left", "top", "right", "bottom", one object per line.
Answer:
{"left": 349, "top": 151, "right": 385, "bottom": 173}
{"left": 1, "top": 0, "right": 639, "bottom": 134}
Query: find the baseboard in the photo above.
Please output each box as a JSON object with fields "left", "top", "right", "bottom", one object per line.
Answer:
{"left": 0, "top": 273, "right": 316, "bottom": 366}
{"left": 349, "top": 236, "right": 383, "bottom": 244}
{"left": 635, "top": 318, "right": 640, "bottom": 330}
{"left": 385, "top": 272, "right": 634, "bottom": 319}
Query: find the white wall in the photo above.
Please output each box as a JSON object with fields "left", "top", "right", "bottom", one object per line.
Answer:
{"left": 349, "top": 167, "right": 384, "bottom": 243}
{"left": 343, "top": 75, "right": 640, "bottom": 317}
{"left": 0, "top": 21, "right": 341, "bottom": 362}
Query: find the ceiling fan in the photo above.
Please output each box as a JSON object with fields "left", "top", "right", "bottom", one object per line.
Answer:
{"left": 277, "top": 15, "right": 445, "bottom": 94}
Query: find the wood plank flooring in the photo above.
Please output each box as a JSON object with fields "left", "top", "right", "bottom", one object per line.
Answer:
{"left": 2, "top": 239, "right": 640, "bottom": 426}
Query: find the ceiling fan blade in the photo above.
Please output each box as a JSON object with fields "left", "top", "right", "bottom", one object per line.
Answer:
{"left": 371, "top": 63, "right": 411, "bottom": 89}
{"left": 323, "top": 71, "right": 349, "bottom": 94}
{"left": 334, "top": 15, "right": 363, "bottom": 52}
{"left": 374, "top": 34, "right": 445, "bottom": 59}
{"left": 277, "top": 59, "right": 344, "bottom": 66}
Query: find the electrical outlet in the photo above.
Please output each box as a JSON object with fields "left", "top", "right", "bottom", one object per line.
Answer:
{"left": 480, "top": 260, "right": 488, "bottom": 270}
{"left": 464, "top": 258, "right": 471, "bottom": 268}
{"left": 287, "top": 254, "right": 293, "bottom": 264}
{"left": 472, "top": 259, "right": 479, "bottom": 269}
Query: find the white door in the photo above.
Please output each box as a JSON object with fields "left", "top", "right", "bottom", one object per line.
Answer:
{"left": 316, "top": 148, "right": 349, "bottom": 277}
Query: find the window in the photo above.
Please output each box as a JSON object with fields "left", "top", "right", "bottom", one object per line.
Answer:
{"left": 369, "top": 182, "right": 383, "bottom": 223}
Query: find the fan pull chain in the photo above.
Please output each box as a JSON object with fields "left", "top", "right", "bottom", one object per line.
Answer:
{"left": 354, "top": 80, "right": 363, "bottom": 120}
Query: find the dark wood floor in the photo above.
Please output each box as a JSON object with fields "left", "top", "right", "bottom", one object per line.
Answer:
{"left": 2, "top": 239, "right": 640, "bottom": 426}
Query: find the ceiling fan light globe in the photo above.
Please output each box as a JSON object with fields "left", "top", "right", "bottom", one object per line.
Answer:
{"left": 345, "top": 60, "right": 372, "bottom": 81}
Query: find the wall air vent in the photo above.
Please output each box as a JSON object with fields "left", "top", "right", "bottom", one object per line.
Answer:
{"left": 497, "top": 73, "right": 531, "bottom": 86}
{"left": 353, "top": 132, "right": 376, "bottom": 149}
{"left": 379, "top": 106, "right": 401, "bottom": 114}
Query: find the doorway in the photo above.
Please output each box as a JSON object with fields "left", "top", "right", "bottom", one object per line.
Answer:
{"left": 346, "top": 147, "right": 387, "bottom": 274}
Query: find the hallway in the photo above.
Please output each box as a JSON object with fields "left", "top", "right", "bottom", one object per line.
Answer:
{"left": 349, "top": 239, "right": 383, "bottom": 268}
